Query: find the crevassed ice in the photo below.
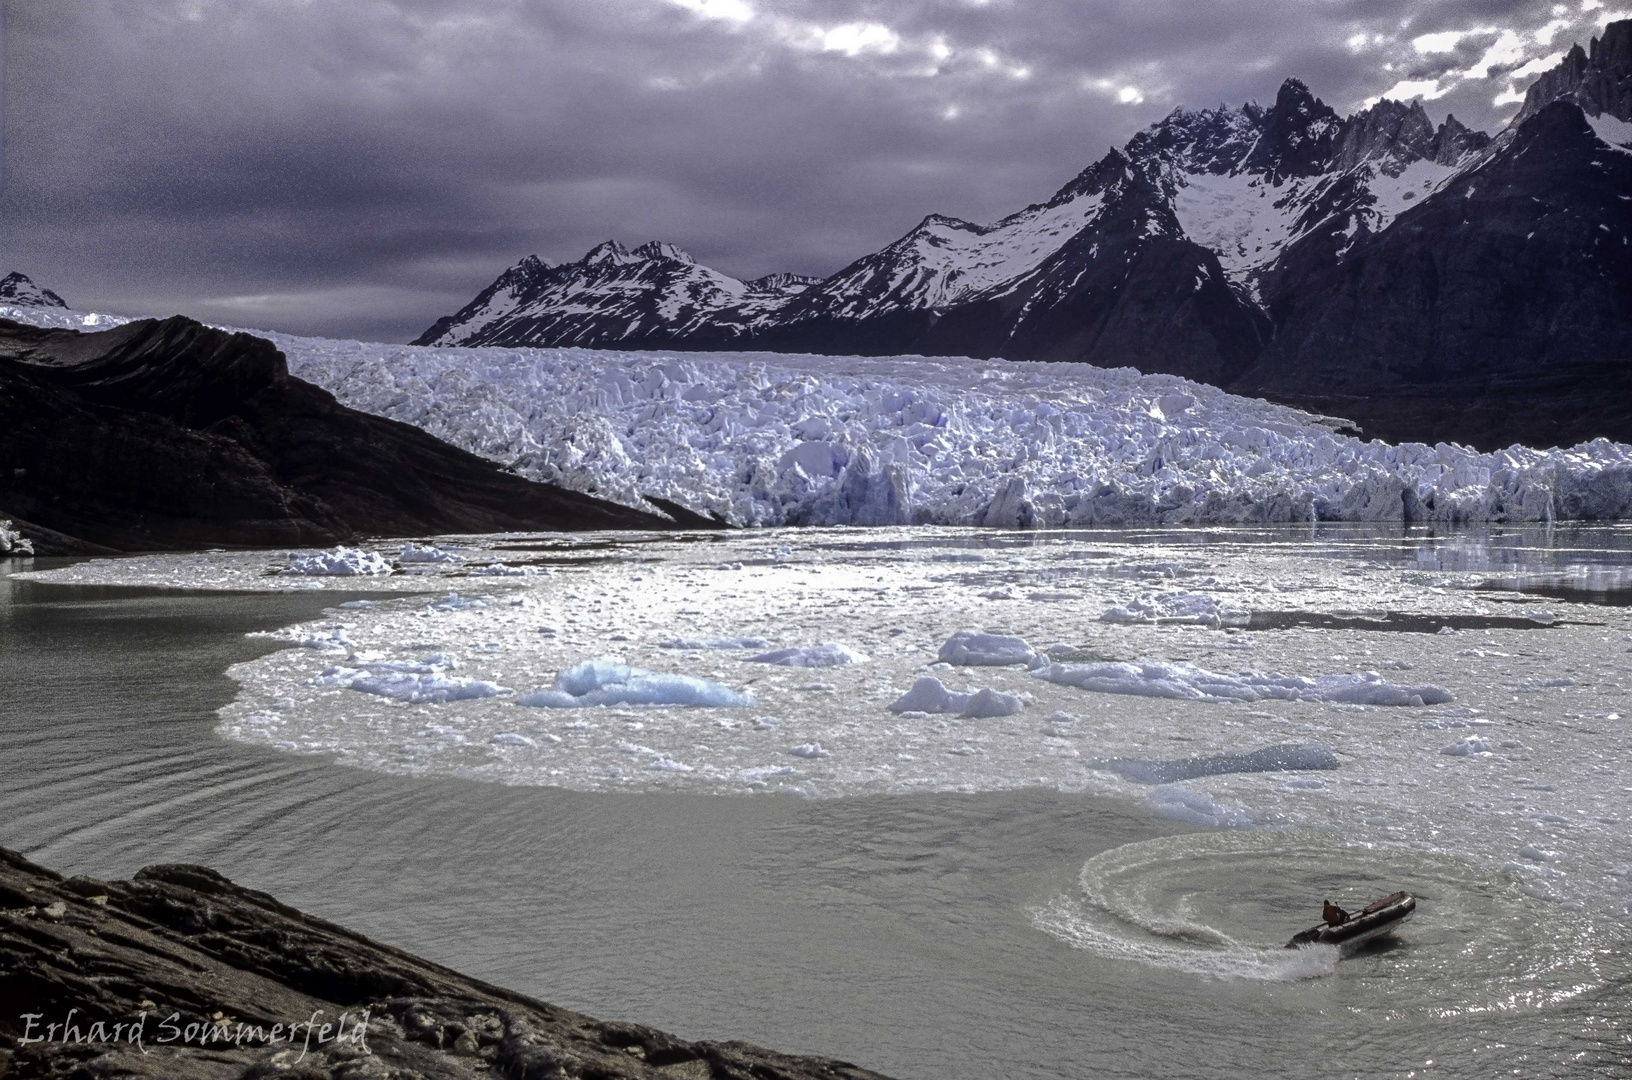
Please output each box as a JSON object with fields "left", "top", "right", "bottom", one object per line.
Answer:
{"left": 263, "top": 329, "right": 1632, "bottom": 528}
{"left": 6, "top": 303, "right": 1630, "bottom": 528}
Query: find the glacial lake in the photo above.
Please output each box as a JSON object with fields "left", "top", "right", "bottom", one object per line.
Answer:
{"left": 4, "top": 524, "right": 1630, "bottom": 1079}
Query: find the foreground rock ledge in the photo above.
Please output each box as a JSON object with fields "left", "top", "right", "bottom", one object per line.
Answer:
{"left": 0, "top": 849, "right": 892, "bottom": 1080}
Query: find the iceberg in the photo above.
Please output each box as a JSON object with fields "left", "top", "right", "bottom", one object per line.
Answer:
{"left": 1101, "top": 743, "right": 1339, "bottom": 784}
{"left": 887, "top": 677, "right": 1026, "bottom": 718}
{"left": 937, "top": 629, "right": 1038, "bottom": 667}
{"left": 0, "top": 520, "right": 33, "bottom": 557}
{"left": 314, "top": 655, "right": 511, "bottom": 704}
{"left": 518, "top": 657, "right": 752, "bottom": 708}
{"left": 1032, "top": 661, "right": 1452, "bottom": 706}
{"left": 745, "top": 643, "right": 868, "bottom": 667}
{"left": 282, "top": 547, "right": 392, "bottom": 576}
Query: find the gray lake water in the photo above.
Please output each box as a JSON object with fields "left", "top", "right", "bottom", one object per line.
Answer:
{"left": 3, "top": 532, "right": 1630, "bottom": 1079}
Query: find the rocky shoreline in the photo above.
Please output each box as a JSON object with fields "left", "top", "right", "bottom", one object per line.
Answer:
{"left": 0, "top": 848, "right": 891, "bottom": 1080}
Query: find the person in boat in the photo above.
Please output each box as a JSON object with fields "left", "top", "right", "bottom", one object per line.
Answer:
{"left": 1323, "top": 899, "right": 1350, "bottom": 926}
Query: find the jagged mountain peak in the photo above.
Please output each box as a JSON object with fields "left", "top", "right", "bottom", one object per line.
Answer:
{"left": 0, "top": 271, "right": 68, "bottom": 308}
{"left": 582, "top": 240, "right": 637, "bottom": 266}
{"left": 1518, "top": 18, "right": 1631, "bottom": 122}
{"left": 1244, "top": 79, "right": 1342, "bottom": 179}
{"left": 1049, "top": 146, "right": 1137, "bottom": 203}
{"left": 1271, "top": 77, "right": 1327, "bottom": 117}
{"left": 632, "top": 240, "right": 695, "bottom": 264}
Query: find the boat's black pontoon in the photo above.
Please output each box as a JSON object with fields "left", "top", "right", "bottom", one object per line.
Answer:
{"left": 1286, "top": 891, "right": 1416, "bottom": 951}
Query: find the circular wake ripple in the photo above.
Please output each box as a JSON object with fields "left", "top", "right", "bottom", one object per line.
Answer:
{"left": 1033, "top": 831, "right": 1610, "bottom": 1005}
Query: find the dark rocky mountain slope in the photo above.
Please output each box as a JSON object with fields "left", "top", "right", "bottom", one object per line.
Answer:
{"left": 419, "top": 22, "right": 1632, "bottom": 450}
{"left": 0, "top": 316, "right": 677, "bottom": 553}
{"left": 0, "top": 847, "right": 891, "bottom": 1080}
{"left": 1237, "top": 98, "right": 1632, "bottom": 449}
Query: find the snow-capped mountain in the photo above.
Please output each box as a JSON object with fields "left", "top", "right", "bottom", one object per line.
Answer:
{"left": 411, "top": 241, "right": 812, "bottom": 348}
{"left": 0, "top": 272, "right": 67, "bottom": 308}
{"left": 419, "top": 22, "right": 1632, "bottom": 449}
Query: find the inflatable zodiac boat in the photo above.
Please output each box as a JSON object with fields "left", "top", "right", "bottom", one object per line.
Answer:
{"left": 1286, "top": 891, "right": 1416, "bottom": 952}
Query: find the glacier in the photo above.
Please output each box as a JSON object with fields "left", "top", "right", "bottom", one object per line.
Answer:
{"left": 6, "top": 301, "right": 1632, "bottom": 527}
{"left": 264, "top": 330, "right": 1632, "bottom": 528}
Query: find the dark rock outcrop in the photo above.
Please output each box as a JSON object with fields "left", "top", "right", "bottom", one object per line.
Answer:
{"left": 0, "top": 316, "right": 677, "bottom": 553}
{"left": 0, "top": 847, "right": 892, "bottom": 1080}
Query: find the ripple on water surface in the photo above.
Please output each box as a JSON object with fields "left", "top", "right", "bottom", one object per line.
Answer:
{"left": 1034, "top": 831, "right": 1607, "bottom": 1012}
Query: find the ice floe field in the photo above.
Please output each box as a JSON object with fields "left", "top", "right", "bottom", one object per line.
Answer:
{"left": 21, "top": 525, "right": 1632, "bottom": 927}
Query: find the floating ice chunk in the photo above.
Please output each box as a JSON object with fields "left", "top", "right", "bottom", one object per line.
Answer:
{"left": 1518, "top": 844, "right": 1559, "bottom": 862}
{"left": 739, "top": 765, "right": 798, "bottom": 782}
{"left": 888, "top": 677, "right": 970, "bottom": 714}
{"left": 282, "top": 547, "right": 391, "bottom": 576}
{"left": 1144, "top": 787, "right": 1260, "bottom": 829}
{"left": 1313, "top": 673, "right": 1454, "bottom": 706}
{"left": 1100, "top": 592, "right": 1230, "bottom": 627}
{"left": 746, "top": 643, "right": 868, "bottom": 667}
{"left": 517, "top": 657, "right": 752, "bottom": 708}
{"left": 788, "top": 742, "right": 830, "bottom": 759}
{"left": 398, "top": 542, "right": 461, "bottom": 564}
{"left": 315, "top": 659, "right": 511, "bottom": 704}
{"left": 646, "top": 756, "right": 694, "bottom": 772}
{"left": 466, "top": 563, "right": 543, "bottom": 576}
{"left": 0, "top": 520, "right": 33, "bottom": 557}
{"left": 491, "top": 732, "right": 537, "bottom": 747}
{"left": 1440, "top": 735, "right": 1493, "bottom": 756}
{"left": 1101, "top": 743, "right": 1338, "bottom": 784}
{"left": 1032, "top": 661, "right": 1451, "bottom": 706}
{"left": 255, "top": 625, "right": 352, "bottom": 652}
{"left": 429, "top": 592, "right": 487, "bottom": 611}
{"left": 959, "top": 688, "right": 1026, "bottom": 719}
{"left": 752, "top": 716, "right": 782, "bottom": 729}
{"left": 937, "top": 629, "right": 1037, "bottom": 667}
{"left": 659, "top": 635, "right": 773, "bottom": 650}
{"left": 1512, "top": 676, "right": 1576, "bottom": 691}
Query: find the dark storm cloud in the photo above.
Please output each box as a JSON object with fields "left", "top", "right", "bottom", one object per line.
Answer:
{"left": 2, "top": 0, "right": 1619, "bottom": 341}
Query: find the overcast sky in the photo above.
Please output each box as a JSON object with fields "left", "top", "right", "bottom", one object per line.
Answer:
{"left": 3, "top": 0, "right": 1623, "bottom": 342}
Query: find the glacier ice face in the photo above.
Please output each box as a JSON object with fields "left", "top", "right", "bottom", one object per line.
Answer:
{"left": 262, "top": 330, "right": 1632, "bottom": 529}
{"left": 3, "top": 302, "right": 1631, "bottom": 528}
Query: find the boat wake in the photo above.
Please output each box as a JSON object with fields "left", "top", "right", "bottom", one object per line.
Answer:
{"left": 1030, "top": 830, "right": 1604, "bottom": 996}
